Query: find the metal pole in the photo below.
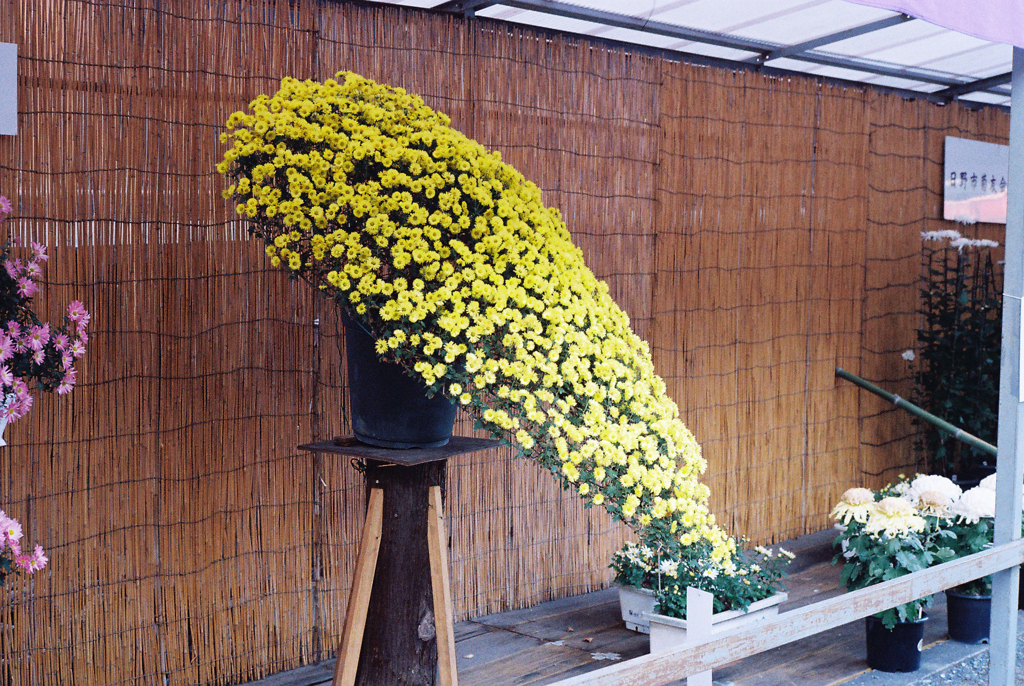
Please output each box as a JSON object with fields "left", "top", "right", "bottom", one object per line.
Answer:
{"left": 990, "top": 45, "right": 1024, "bottom": 686}
{"left": 835, "top": 367, "right": 997, "bottom": 457}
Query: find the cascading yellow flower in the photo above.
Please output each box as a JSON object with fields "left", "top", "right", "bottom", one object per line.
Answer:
{"left": 218, "top": 71, "right": 737, "bottom": 567}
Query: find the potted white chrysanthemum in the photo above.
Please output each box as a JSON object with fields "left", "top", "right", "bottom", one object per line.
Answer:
{"left": 610, "top": 541, "right": 660, "bottom": 633}
{"left": 832, "top": 482, "right": 957, "bottom": 673}
{"left": 644, "top": 545, "right": 790, "bottom": 652}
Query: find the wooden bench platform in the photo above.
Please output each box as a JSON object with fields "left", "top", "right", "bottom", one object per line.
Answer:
{"left": 239, "top": 551, "right": 965, "bottom": 686}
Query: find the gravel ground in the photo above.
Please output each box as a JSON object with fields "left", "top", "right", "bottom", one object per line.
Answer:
{"left": 909, "top": 634, "right": 1024, "bottom": 686}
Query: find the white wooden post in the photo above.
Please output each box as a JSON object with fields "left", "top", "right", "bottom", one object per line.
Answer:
{"left": 990, "top": 44, "right": 1024, "bottom": 686}
{"left": 0, "top": 43, "right": 15, "bottom": 136}
{"left": 686, "top": 587, "right": 713, "bottom": 686}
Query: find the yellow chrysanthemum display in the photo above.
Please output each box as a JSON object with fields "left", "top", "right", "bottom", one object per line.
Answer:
{"left": 217, "top": 72, "right": 736, "bottom": 568}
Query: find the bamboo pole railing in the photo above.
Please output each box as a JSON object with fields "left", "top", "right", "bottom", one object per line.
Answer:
{"left": 836, "top": 367, "right": 998, "bottom": 457}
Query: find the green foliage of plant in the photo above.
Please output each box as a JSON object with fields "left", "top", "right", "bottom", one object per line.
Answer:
{"left": 915, "top": 236, "right": 1001, "bottom": 477}
{"left": 834, "top": 515, "right": 956, "bottom": 629}
{"left": 947, "top": 517, "right": 994, "bottom": 596}
{"left": 652, "top": 543, "right": 791, "bottom": 618}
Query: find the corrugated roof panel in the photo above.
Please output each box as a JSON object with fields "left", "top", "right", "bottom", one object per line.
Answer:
{"left": 656, "top": 41, "right": 763, "bottom": 61}
{"left": 953, "top": 91, "right": 1012, "bottom": 105}
{"left": 924, "top": 45, "right": 1014, "bottom": 79}
{"left": 853, "top": 28, "right": 991, "bottom": 67}
{"left": 477, "top": 6, "right": 606, "bottom": 34}
{"left": 591, "top": 26, "right": 759, "bottom": 56}
{"left": 363, "top": 0, "right": 1013, "bottom": 104}
{"left": 717, "top": 1, "right": 896, "bottom": 43}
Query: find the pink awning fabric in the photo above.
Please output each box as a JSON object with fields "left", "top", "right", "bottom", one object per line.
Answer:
{"left": 845, "top": 0, "right": 1024, "bottom": 49}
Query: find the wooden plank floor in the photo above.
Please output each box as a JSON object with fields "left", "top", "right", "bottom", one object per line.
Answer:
{"left": 239, "top": 557, "right": 957, "bottom": 686}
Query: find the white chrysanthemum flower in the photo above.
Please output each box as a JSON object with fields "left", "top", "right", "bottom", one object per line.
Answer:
{"left": 831, "top": 487, "right": 876, "bottom": 525}
{"left": 864, "top": 497, "right": 927, "bottom": 538}
{"left": 902, "top": 349, "right": 916, "bottom": 361}
{"left": 904, "top": 474, "right": 961, "bottom": 508}
{"left": 976, "top": 473, "right": 1024, "bottom": 511}
{"left": 921, "top": 229, "right": 962, "bottom": 242}
{"left": 916, "top": 490, "right": 952, "bottom": 517}
{"left": 950, "top": 237, "right": 1000, "bottom": 251}
{"left": 951, "top": 487, "right": 996, "bottom": 524}
{"left": 657, "top": 559, "right": 679, "bottom": 577}
{"left": 891, "top": 480, "right": 911, "bottom": 496}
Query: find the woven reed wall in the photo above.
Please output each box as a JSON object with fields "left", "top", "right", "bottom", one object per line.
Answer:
{"left": 857, "top": 92, "right": 1008, "bottom": 485}
{"left": 0, "top": 1, "right": 1010, "bottom": 684}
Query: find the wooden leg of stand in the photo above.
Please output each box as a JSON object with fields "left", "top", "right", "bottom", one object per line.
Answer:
{"left": 333, "top": 488, "right": 384, "bottom": 686}
{"left": 427, "top": 486, "right": 458, "bottom": 686}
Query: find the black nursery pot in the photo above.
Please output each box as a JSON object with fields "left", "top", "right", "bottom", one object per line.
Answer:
{"left": 342, "top": 314, "right": 457, "bottom": 449}
{"left": 865, "top": 615, "right": 927, "bottom": 673}
{"left": 946, "top": 591, "right": 990, "bottom": 644}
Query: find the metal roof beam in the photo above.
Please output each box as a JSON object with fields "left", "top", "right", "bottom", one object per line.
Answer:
{"left": 434, "top": 0, "right": 500, "bottom": 16}
{"left": 752, "top": 14, "right": 914, "bottom": 64}
{"left": 440, "top": 0, "right": 1011, "bottom": 99}
{"left": 443, "top": 0, "right": 777, "bottom": 54}
{"left": 933, "top": 71, "right": 1013, "bottom": 102}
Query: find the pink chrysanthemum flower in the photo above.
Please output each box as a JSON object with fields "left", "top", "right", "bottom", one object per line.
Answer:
{"left": 3, "top": 260, "right": 17, "bottom": 280}
{"left": 60, "top": 351, "right": 73, "bottom": 370}
{"left": 1, "top": 515, "right": 23, "bottom": 544}
{"left": 30, "top": 241, "right": 47, "bottom": 262}
{"left": 0, "top": 335, "right": 13, "bottom": 363}
{"left": 0, "top": 366, "right": 14, "bottom": 387}
{"left": 13, "top": 379, "right": 28, "bottom": 399}
{"left": 28, "top": 545, "right": 47, "bottom": 572}
{"left": 16, "top": 277, "right": 37, "bottom": 298}
{"left": 53, "top": 333, "right": 68, "bottom": 351}
{"left": 24, "top": 261, "right": 41, "bottom": 279}
{"left": 67, "top": 301, "right": 87, "bottom": 323}
{"left": 27, "top": 324, "right": 49, "bottom": 352}
{"left": 14, "top": 394, "right": 33, "bottom": 417}
{"left": 69, "top": 340, "right": 86, "bottom": 358}
{"left": 0, "top": 196, "right": 12, "bottom": 215}
{"left": 31, "top": 350, "right": 43, "bottom": 365}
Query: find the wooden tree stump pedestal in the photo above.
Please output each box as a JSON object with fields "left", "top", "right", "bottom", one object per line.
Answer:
{"left": 299, "top": 436, "right": 501, "bottom": 686}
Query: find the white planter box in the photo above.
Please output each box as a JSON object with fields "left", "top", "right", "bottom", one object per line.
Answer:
{"left": 616, "top": 584, "right": 657, "bottom": 634}
{"left": 647, "top": 592, "right": 787, "bottom": 653}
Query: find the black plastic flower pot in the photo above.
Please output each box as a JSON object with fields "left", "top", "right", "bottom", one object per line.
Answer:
{"left": 865, "top": 615, "right": 927, "bottom": 673}
{"left": 946, "top": 591, "right": 990, "bottom": 644}
{"left": 342, "top": 313, "right": 457, "bottom": 449}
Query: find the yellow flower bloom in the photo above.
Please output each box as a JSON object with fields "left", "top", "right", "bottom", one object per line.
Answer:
{"left": 218, "top": 71, "right": 737, "bottom": 568}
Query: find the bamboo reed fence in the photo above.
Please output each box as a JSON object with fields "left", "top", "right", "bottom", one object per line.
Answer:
{"left": 0, "top": 1, "right": 1011, "bottom": 684}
